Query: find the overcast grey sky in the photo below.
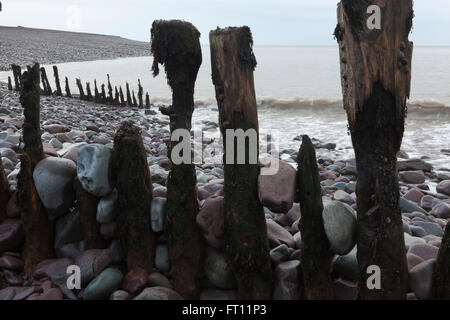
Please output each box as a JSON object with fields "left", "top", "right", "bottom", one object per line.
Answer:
{"left": 1, "top": 0, "right": 449, "bottom": 45}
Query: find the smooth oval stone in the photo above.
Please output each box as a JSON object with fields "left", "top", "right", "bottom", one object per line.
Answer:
{"left": 322, "top": 201, "right": 356, "bottom": 255}
{"left": 49, "top": 138, "right": 63, "bottom": 150}
{"left": 270, "top": 244, "right": 290, "bottom": 265}
{"left": 436, "top": 180, "right": 450, "bottom": 196}
{"left": 204, "top": 247, "right": 236, "bottom": 290}
{"left": 148, "top": 272, "right": 172, "bottom": 289}
{"left": 273, "top": 260, "right": 301, "bottom": 300}
{"left": 400, "top": 197, "right": 427, "bottom": 214}
{"left": 408, "top": 259, "right": 436, "bottom": 300}
{"left": 196, "top": 196, "right": 224, "bottom": 249}
{"left": 399, "top": 170, "right": 426, "bottom": 184}
{"left": 97, "top": 189, "right": 118, "bottom": 224}
{"left": 83, "top": 268, "right": 123, "bottom": 300}
{"left": 411, "top": 221, "right": 444, "bottom": 237}
{"left": 133, "top": 287, "right": 182, "bottom": 300}
{"left": 33, "top": 157, "right": 76, "bottom": 220}
{"left": 77, "top": 144, "right": 113, "bottom": 197}
{"left": 150, "top": 197, "right": 166, "bottom": 233}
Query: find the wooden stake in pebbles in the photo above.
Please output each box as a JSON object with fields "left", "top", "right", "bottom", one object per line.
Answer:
{"left": 65, "top": 77, "right": 72, "bottom": 98}
{"left": 53, "top": 66, "right": 62, "bottom": 96}
{"left": 74, "top": 179, "right": 106, "bottom": 250}
{"left": 435, "top": 224, "right": 450, "bottom": 299}
{"left": 297, "top": 135, "right": 334, "bottom": 300}
{"left": 76, "top": 78, "right": 85, "bottom": 100}
{"left": 151, "top": 19, "right": 205, "bottom": 299}
{"left": 335, "top": 0, "right": 413, "bottom": 299}
{"left": 40, "top": 67, "right": 52, "bottom": 96}
{"left": 210, "top": 26, "right": 272, "bottom": 300}
{"left": 17, "top": 63, "right": 54, "bottom": 274}
{"left": 112, "top": 121, "right": 155, "bottom": 272}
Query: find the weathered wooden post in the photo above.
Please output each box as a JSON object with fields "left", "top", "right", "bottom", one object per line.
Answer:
{"left": 126, "top": 82, "right": 132, "bottom": 107}
{"left": 53, "top": 66, "right": 62, "bottom": 96}
{"left": 114, "top": 87, "right": 120, "bottom": 105}
{"left": 0, "top": 160, "right": 8, "bottom": 224}
{"left": 210, "top": 26, "right": 272, "bottom": 300}
{"left": 40, "top": 67, "right": 52, "bottom": 96}
{"left": 335, "top": 0, "right": 413, "bottom": 299}
{"left": 112, "top": 121, "right": 155, "bottom": 272}
{"left": 297, "top": 135, "right": 334, "bottom": 299}
{"left": 151, "top": 19, "right": 205, "bottom": 299}
{"left": 94, "top": 80, "right": 100, "bottom": 103}
{"left": 7, "top": 76, "right": 12, "bottom": 91}
{"left": 101, "top": 84, "right": 107, "bottom": 104}
{"left": 119, "top": 87, "right": 126, "bottom": 107}
{"left": 76, "top": 78, "right": 85, "bottom": 100}
{"left": 132, "top": 90, "right": 137, "bottom": 108}
{"left": 435, "top": 224, "right": 450, "bottom": 299}
{"left": 65, "top": 77, "right": 72, "bottom": 98}
{"left": 107, "top": 74, "right": 113, "bottom": 104}
{"left": 138, "top": 79, "right": 144, "bottom": 108}
{"left": 145, "top": 92, "right": 150, "bottom": 109}
{"left": 12, "top": 64, "right": 22, "bottom": 91}
{"left": 86, "top": 82, "right": 93, "bottom": 102}
{"left": 17, "top": 63, "right": 54, "bottom": 273}
{"left": 74, "top": 179, "right": 107, "bottom": 250}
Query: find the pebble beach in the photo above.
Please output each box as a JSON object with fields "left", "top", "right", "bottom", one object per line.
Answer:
{"left": 0, "top": 26, "right": 449, "bottom": 301}
{"left": 0, "top": 77, "right": 449, "bottom": 300}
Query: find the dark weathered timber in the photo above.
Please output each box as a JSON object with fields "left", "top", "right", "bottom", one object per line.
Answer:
{"left": 53, "top": 66, "right": 62, "bottom": 96}
{"left": 297, "top": 135, "right": 334, "bottom": 300}
{"left": 74, "top": 179, "right": 106, "bottom": 250}
{"left": 126, "top": 82, "right": 132, "bottom": 107}
{"left": 119, "top": 87, "right": 126, "bottom": 107}
{"left": 151, "top": 19, "right": 205, "bottom": 299}
{"left": 65, "top": 77, "right": 72, "bottom": 98}
{"left": 76, "top": 78, "right": 85, "bottom": 100}
{"left": 107, "top": 74, "right": 113, "bottom": 104}
{"left": 86, "top": 82, "right": 93, "bottom": 102}
{"left": 7, "top": 76, "right": 12, "bottom": 91}
{"left": 435, "top": 224, "right": 450, "bottom": 299}
{"left": 12, "top": 64, "right": 22, "bottom": 91}
{"left": 112, "top": 121, "right": 155, "bottom": 272}
{"left": 40, "top": 67, "right": 52, "bottom": 96}
{"left": 94, "top": 80, "right": 100, "bottom": 103}
{"left": 209, "top": 26, "right": 272, "bottom": 300}
{"left": 132, "top": 90, "right": 137, "bottom": 108}
{"left": 114, "top": 87, "right": 120, "bottom": 105}
{"left": 335, "top": 0, "right": 413, "bottom": 299}
{"left": 145, "top": 92, "right": 150, "bottom": 109}
{"left": 0, "top": 160, "right": 8, "bottom": 224}
{"left": 138, "top": 79, "right": 144, "bottom": 108}
{"left": 17, "top": 63, "right": 54, "bottom": 274}
{"left": 101, "top": 84, "right": 106, "bottom": 104}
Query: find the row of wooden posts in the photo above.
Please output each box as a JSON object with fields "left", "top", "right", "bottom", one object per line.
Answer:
{"left": 0, "top": 1, "right": 449, "bottom": 300}
{"left": 8, "top": 64, "right": 151, "bottom": 109}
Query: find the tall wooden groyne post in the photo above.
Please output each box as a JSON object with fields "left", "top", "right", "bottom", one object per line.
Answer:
{"left": 17, "top": 63, "right": 54, "bottom": 273}
{"left": 151, "top": 19, "right": 205, "bottom": 300}
{"left": 210, "top": 26, "right": 272, "bottom": 300}
{"left": 335, "top": 0, "right": 413, "bottom": 299}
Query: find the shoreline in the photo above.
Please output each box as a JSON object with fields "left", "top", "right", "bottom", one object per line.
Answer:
{"left": 0, "top": 26, "right": 150, "bottom": 71}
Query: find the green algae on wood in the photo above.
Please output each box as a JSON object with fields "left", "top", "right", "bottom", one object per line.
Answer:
{"left": 336, "top": 0, "right": 412, "bottom": 299}
{"left": 74, "top": 178, "right": 106, "bottom": 250}
{"left": 297, "top": 135, "right": 334, "bottom": 300}
{"left": 17, "top": 63, "right": 54, "bottom": 274}
{"left": 151, "top": 19, "right": 205, "bottom": 299}
{"left": 210, "top": 26, "right": 272, "bottom": 300}
{"left": 112, "top": 121, "right": 155, "bottom": 272}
